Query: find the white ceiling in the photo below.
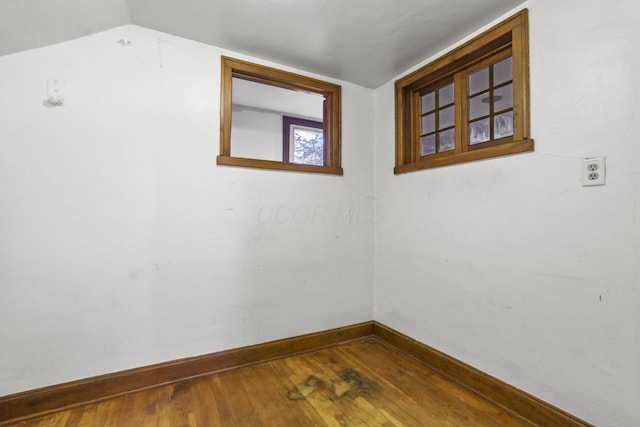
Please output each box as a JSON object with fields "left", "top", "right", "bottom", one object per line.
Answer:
{"left": 0, "top": 0, "right": 526, "bottom": 88}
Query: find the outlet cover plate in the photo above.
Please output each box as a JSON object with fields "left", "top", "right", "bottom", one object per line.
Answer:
{"left": 582, "top": 157, "right": 605, "bottom": 186}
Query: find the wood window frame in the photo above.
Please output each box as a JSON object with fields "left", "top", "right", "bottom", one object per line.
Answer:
{"left": 218, "top": 56, "right": 343, "bottom": 175}
{"left": 394, "top": 9, "right": 533, "bottom": 174}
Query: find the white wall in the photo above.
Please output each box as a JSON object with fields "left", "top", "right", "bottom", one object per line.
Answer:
{"left": 373, "top": 1, "right": 640, "bottom": 426}
{"left": 230, "top": 107, "right": 283, "bottom": 161}
{"left": 0, "top": 25, "right": 375, "bottom": 395}
{"left": 232, "top": 77, "right": 324, "bottom": 120}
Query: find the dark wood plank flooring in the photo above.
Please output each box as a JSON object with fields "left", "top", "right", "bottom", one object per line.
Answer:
{"left": 5, "top": 338, "right": 532, "bottom": 426}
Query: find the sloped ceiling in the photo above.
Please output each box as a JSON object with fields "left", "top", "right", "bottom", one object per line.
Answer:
{"left": 0, "top": 0, "right": 525, "bottom": 88}
{"left": 0, "top": 0, "right": 130, "bottom": 56}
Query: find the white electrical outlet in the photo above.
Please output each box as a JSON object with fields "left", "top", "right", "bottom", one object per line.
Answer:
{"left": 582, "top": 157, "right": 605, "bottom": 187}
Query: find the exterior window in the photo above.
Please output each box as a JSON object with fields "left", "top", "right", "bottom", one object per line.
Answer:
{"left": 282, "top": 116, "right": 324, "bottom": 166}
{"left": 394, "top": 10, "right": 532, "bottom": 173}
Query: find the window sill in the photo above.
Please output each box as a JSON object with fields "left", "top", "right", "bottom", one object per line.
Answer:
{"left": 217, "top": 156, "right": 344, "bottom": 175}
{"left": 393, "top": 138, "right": 534, "bottom": 174}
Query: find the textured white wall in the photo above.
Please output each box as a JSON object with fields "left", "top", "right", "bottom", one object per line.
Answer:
{"left": 0, "top": 25, "right": 375, "bottom": 395}
{"left": 373, "top": 1, "right": 640, "bottom": 426}
{"left": 231, "top": 108, "right": 283, "bottom": 161}
{"left": 232, "top": 77, "right": 324, "bottom": 120}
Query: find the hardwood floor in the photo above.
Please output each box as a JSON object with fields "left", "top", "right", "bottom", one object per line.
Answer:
{"left": 4, "top": 338, "right": 532, "bottom": 426}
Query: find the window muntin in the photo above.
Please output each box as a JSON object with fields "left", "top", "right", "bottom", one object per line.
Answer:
{"left": 467, "top": 53, "right": 514, "bottom": 147}
{"left": 419, "top": 82, "right": 456, "bottom": 156}
{"left": 394, "top": 9, "right": 532, "bottom": 174}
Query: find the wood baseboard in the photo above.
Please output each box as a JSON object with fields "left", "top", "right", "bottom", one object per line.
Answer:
{"left": 372, "top": 322, "right": 594, "bottom": 427}
{"left": 0, "top": 321, "right": 593, "bottom": 426}
{"left": 0, "top": 322, "right": 373, "bottom": 424}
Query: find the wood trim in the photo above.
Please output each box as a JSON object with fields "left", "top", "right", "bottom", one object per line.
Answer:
{"left": 0, "top": 321, "right": 593, "bottom": 426}
{"left": 394, "top": 138, "right": 534, "bottom": 174}
{"left": 218, "top": 56, "right": 342, "bottom": 174}
{"left": 394, "top": 9, "right": 532, "bottom": 174}
{"left": 222, "top": 57, "right": 340, "bottom": 93}
{"left": 512, "top": 9, "right": 531, "bottom": 141}
{"left": 219, "top": 57, "right": 233, "bottom": 157}
{"left": 372, "top": 322, "right": 595, "bottom": 427}
{"left": 0, "top": 322, "right": 373, "bottom": 424}
{"left": 216, "top": 155, "right": 343, "bottom": 175}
